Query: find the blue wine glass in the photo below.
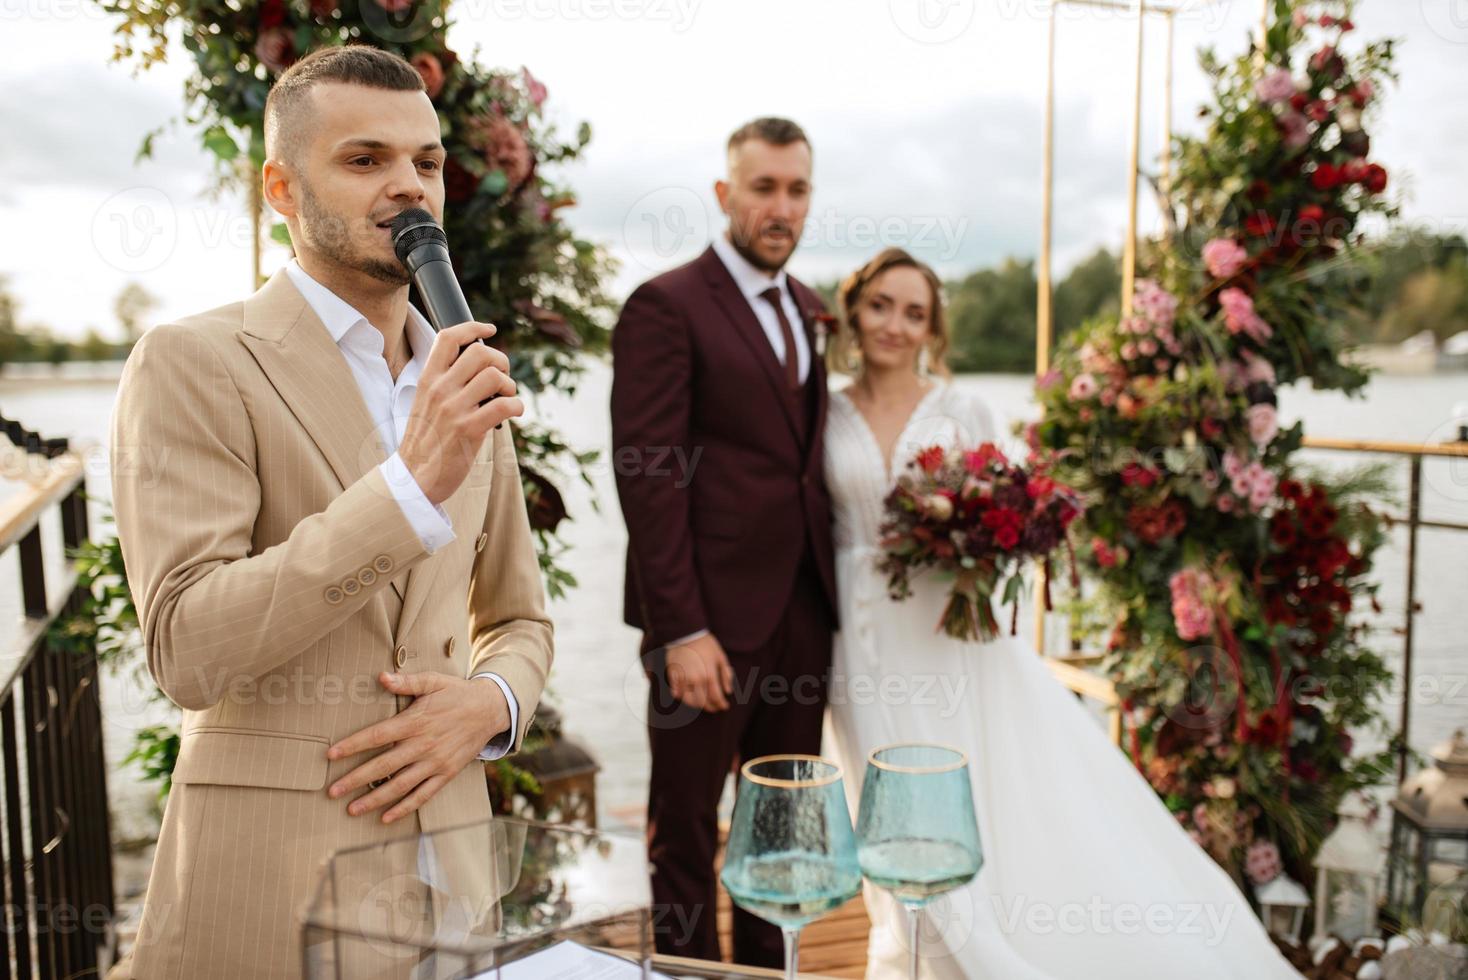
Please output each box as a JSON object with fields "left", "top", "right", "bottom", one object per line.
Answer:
{"left": 856, "top": 743, "right": 983, "bottom": 979}
{"left": 720, "top": 755, "right": 864, "bottom": 980}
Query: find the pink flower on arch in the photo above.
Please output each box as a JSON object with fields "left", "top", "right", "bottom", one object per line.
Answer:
{"left": 1069, "top": 373, "right": 1099, "bottom": 400}
{"left": 1170, "top": 568, "right": 1217, "bottom": 641}
{"left": 1134, "top": 279, "right": 1178, "bottom": 329}
{"left": 1247, "top": 403, "right": 1280, "bottom": 448}
{"left": 1219, "top": 288, "right": 1274, "bottom": 344}
{"left": 1255, "top": 68, "right": 1296, "bottom": 104}
{"left": 1203, "top": 238, "right": 1249, "bottom": 279}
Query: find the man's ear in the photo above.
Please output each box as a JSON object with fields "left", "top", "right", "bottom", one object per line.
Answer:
{"left": 261, "top": 159, "right": 298, "bottom": 219}
{"left": 713, "top": 179, "right": 730, "bottom": 215}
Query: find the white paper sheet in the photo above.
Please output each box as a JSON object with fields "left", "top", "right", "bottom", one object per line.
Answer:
{"left": 472, "top": 939, "right": 675, "bottom": 980}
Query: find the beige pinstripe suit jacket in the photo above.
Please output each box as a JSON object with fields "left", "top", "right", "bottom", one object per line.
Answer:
{"left": 109, "top": 269, "right": 553, "bottom": 979}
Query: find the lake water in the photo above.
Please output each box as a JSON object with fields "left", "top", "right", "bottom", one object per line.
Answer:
{"left": 2, "top": 363, "right": 1464, "bottom": 838}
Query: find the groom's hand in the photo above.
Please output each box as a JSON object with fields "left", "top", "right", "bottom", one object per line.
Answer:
{"left": 326, "top": 671, "right": 511, "bottom": 824}
{"left": 666, "top": 634, "right": 735, "bottom": 712}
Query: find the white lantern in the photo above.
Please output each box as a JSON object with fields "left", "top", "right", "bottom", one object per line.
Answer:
{"left": 1255, "top": 873, "right": 1310, "bottom": 944}
{"left": 1314, "top": 795, "right": 1384, "bottom": 945}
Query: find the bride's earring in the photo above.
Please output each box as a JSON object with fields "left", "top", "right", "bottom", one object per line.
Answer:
{"left": 918, "top": 344, "right": 931, "bottom": 378}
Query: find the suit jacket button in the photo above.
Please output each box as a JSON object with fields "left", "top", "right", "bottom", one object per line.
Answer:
{"left": 324, "top": 586, "right": 344, "bottom": 605}
{"left": 393, "top": 645, "right": 408, "bottom": 669}
{"left": 373, "top": 555, "right": 394, "bottom": 574}
{"left": 444, "top": 636, "right": 456, "bottom": 658}
{"left": 358, "top": 567, "right": 377, "bottom": 587}
{"left": 341, "top": 578, "right": 361, "bottom": 596}
{"left": 474, "top": 532, "right": 488, "bottom": 554}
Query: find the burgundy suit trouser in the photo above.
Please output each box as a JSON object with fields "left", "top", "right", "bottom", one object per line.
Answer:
{"left": 645, "top": 553, "right": 834, "bottom": 967}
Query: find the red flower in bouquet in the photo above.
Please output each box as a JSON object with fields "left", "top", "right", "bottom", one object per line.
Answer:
{"left": 879, "top": 443, "right": 1083, "bottom": 642}
{"left": 1310, "top": 162, "right": 1341, "bottom": 191}
{"left": 916, "top": 445, "right": 947, "bottom": 475}
{"left": 1363, "top": 163, "right": 1389, "bottom": 194}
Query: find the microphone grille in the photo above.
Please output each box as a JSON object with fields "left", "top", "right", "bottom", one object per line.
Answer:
{"left": 389, "top": 208, "right": 447, "bottom": 264}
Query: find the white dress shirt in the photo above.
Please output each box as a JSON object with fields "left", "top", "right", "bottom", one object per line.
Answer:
{"left": 710, "top": 233, "right": 811, "bottom": 384}
{"left": 284, "top": 259, "right": 518, "bottom": 761}
{"left": 663, "top": 238, "right": 812, "bottom": 652}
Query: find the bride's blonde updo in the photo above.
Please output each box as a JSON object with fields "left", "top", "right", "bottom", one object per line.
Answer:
{"left": 832, "top": 247, "right": 952, "bottom": 379}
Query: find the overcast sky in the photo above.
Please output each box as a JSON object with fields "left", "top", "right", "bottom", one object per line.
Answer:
{"left": 3, "top": 0, "right": 1465, "bottom": 339}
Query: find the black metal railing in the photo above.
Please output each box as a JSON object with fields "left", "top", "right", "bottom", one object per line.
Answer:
{"left": 0, "top": 414, "right": 114, "bottom": 979}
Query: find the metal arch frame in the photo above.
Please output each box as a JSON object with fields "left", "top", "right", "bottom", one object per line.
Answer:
{"left": 1036, "top": 0, "right": 1263, "bottom": 377}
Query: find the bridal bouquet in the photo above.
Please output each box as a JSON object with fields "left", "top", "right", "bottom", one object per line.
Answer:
{"left": 877, "top": 443, "right": 1083, "bottom": 642}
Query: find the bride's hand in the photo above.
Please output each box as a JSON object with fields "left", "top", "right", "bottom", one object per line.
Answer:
{"left": 665, "top": 634, "right": 735, "bottom": 712}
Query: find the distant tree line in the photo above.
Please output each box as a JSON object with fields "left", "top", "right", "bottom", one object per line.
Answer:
{"left": 4, "top": 227, "right": 1462, "bottom": 373}
{"left": 0, "top": 279, "right": 157, "bottom": 368}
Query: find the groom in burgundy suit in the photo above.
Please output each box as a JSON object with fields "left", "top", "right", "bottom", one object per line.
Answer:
{"left": 610, "top": 117, "right": 839, "bottom": 967}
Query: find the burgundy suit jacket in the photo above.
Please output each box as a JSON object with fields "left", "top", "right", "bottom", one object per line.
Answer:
{"left": 611, "top": 246, "right": 839, "bottom": 655}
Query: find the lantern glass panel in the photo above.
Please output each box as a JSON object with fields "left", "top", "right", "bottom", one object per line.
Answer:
{"left": 1389, "top": 822, "right": 1422, "bottom": 913}
{"left": 1266, "top": 905, "right": 1303, "bottom": 942}
{"left": 1321, "top": 869, "right": 1376, "bottom": 944}
{"left": 1430, "top": 837, "right": 1468, "bottom": 867}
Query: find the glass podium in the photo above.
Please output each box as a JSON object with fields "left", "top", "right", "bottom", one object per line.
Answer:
{"left": 301, "top": 817, "right": 654, "bottom": 979}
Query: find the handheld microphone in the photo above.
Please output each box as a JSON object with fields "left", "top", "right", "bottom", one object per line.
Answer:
{"left": 390, "top": 207, "right": 475, "bottom": 333}
{"left": 390, "top": 208, "right": 500, "bottom": 412}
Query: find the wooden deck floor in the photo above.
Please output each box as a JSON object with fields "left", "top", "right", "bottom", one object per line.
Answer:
{"left": 714, "top": 884, "right": 871, "bottom": 978}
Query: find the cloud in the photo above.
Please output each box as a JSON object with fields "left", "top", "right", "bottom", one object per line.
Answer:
{"left": 0, "top": 61, "right": 210, "bottom": 192}
{"left": 553, "top": 91, "right": 1133, "bottom": 297}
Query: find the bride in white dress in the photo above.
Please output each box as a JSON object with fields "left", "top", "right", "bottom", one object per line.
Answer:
{"left": 821, "top": 249, "right": 1302, "bottom": 980}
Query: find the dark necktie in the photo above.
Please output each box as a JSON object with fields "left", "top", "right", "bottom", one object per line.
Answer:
{"left": 759, "top": 286, "right": 801, "bottom": 391}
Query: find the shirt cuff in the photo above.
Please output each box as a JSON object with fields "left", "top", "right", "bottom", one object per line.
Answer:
{"left": 666, "top": 629, "right": 710, "bottom": 649}
{"left": 471, "top": 672, "right": 519, "bottom": 761}
{"left": 379, "top": 452, "right": 455, "bottom": 554}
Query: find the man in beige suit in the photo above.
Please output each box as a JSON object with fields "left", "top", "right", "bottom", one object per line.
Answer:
{"left": 109, "top": 47, "right": 552, "bottom": 979}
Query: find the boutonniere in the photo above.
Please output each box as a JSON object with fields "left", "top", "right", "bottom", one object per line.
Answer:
{"left": 809, "top": 312, "right": 836, "bottom": 358}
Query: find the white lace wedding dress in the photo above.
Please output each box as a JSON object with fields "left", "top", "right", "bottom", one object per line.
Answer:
{"left": 822, "top": 381, "right": 1302, "bottom": 979}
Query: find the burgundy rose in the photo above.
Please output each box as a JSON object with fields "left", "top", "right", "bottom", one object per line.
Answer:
{"left": 309, "top": 0, "right": 338, "bottom": 18}
{"left": 1244, "top": 211, "right": 1277, "bottom": 237}
{"left": 1310, "top": 162, "right": 1341, "bottom": 191}
{"left": 254, "top": 26, "right": 296, "bottom": 74}
{"left": 1363, "top": 163, "right": 1388, "bottom": 194}
{"left": 442, "top": 157, "right": 477, "bottom": 204}
{"left": 1306, "top": 99, "right": 1331, "bottom": 123}
{"left": 465, "top": 112, "right": 535, "bottom": 195}
{"left": 259, "top": 0, "right": 286, "bottom": 28}
{"left": 411, "top": 52, "right": 445, "bottom": 99}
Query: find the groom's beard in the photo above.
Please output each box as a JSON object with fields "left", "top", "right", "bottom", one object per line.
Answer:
{"left": 729, "top": 221, "right": 798, "bottom": 273}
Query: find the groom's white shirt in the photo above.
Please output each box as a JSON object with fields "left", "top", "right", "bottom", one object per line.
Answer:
{"left": 665, "top": 236, "right": 813, "bottom": 651}
{"left": 710, "top": 233, "right": 812, "bottom": 385}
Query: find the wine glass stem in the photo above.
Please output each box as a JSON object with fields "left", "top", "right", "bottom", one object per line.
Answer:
{"left": 905, "top": 903, "right": 921, "bottom": 980}
{"left": 782, "top": 926, "right": 802, "bottom": 980}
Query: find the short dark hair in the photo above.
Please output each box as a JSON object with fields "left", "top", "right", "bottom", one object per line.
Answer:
{"left": 264, "top": 46, "right": 425, "bottom": 166}
{"left": 727, "top": 117, "right": 810, "bottom": 156}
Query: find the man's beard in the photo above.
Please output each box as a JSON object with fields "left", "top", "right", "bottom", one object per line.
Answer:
{"left": 298, "top": 180, "right": 411, "bottom": 286}
{"left": 729, "top": 219, "right": 798, "bottom": 274}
